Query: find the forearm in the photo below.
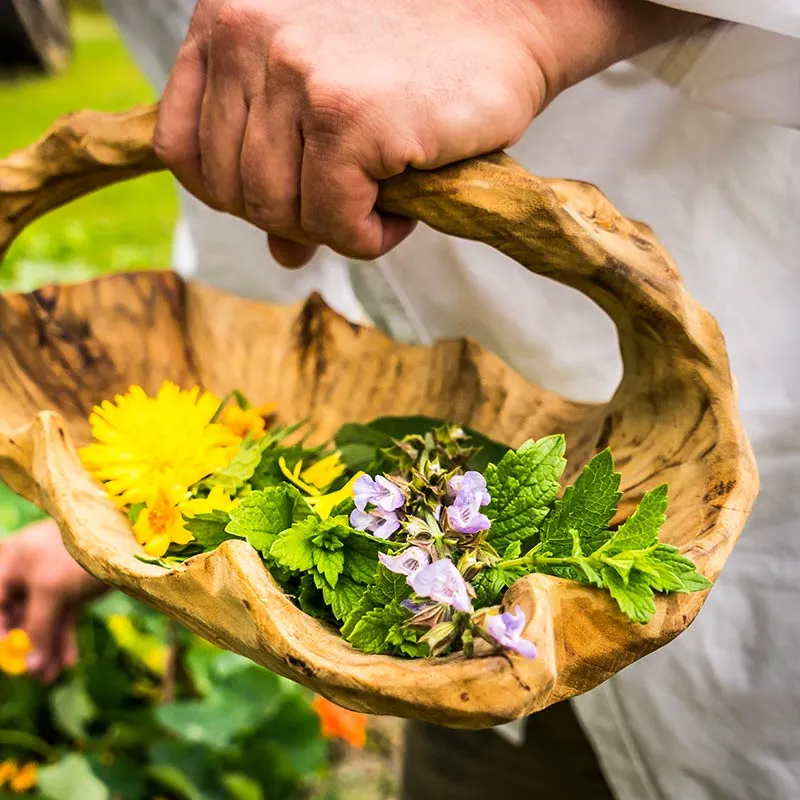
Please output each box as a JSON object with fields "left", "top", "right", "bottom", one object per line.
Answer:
{"left": 522, "top": 0, "right": 712, "bottom": 103}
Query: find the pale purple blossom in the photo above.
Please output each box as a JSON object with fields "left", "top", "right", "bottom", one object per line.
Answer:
{"left": 379, "top": 546, "right": 430, "bottom": 576}
{"left": 350, "top": 508, "right": 401, "bottom": 539}
{"left": 485, "top": 605, "right": 537, "bottom": 659}
{"left": 400, "top": 598, "right": 431, "bottom": 615}
{"left": 446, "top": 471, "right": 490, "bottom": 506}
{"left": 408, "top": 558, "right": 473, "bottom": 613}
{"left": 353, "top": 474, "right": 405, "bottom": 512}
{"left": 446, "top": 491, "right": 491, "bottom": 535}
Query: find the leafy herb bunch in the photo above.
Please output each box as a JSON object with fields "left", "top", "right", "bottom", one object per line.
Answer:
{"left": 176, "top": 411, "right": 712, "bottom": 662}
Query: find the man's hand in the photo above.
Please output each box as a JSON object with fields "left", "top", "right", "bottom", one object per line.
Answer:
{"left": 0, "top": 520, "right": 106, "bottom": 683}
{"left": 156, "top": 0, "right": 704, "bottom": 267}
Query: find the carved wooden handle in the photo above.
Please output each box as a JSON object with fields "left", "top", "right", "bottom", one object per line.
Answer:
{"left": 1, "top": 103, "right": 676, "bottom": 316}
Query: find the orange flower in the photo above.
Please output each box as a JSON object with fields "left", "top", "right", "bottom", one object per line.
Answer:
{"left": 312, "top": 696, "right": 368, "bottom": 748}
{"left": 220, "top": 403, "right": 276, "bottom": 439}
{"left": 0, "top": 760, "right": 17, "bottom": 786}
{"left": 10, "top": 762, "right": 36, "bottom": 792}
{"left": 0, "top": 629, "right": 32, "bottom": 676}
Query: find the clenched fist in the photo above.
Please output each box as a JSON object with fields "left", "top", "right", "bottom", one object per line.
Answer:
{"left": 156, "top": 0, "right": 704, "bottom": 266}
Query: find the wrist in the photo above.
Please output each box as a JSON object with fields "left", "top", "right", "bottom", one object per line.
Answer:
{"left": 517, "top": 0, "right": 711, "bottom": 104}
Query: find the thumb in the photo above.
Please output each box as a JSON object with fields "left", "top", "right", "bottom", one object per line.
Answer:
{"left": 23, "top": 589, "right": 63, "bottom": 683}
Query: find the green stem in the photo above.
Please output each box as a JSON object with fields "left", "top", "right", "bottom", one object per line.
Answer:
{"left": 0, "top": 730, "right": 58, "bottom": 760}
{"left": 496, "top": 555, "right": 577, "bottom": 570}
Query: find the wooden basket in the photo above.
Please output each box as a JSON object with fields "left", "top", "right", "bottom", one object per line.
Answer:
{"left": 0, "top": 105, "right": 758, "bottom": 728}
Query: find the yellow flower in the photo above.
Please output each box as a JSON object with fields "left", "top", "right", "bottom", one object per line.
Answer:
{"left": 301, "top": 452, "right": 346, "bottom": 492}
{"left": 79, "top": 382, "right": 241, "bottom": 507}
{"left": 0, "top": 760, "right": 18, "bottom": 787}
{"left": 220, "top": 402, "right": 276, "bottom": 439}
{"left": 0, "top": 629, "right": 32, "bottom": 676}
{"left": 180, "top": 485, "right": 239, "bottom": 517}
{"left": 10, "top": 762, "right": 36, "bottom": 793}
{"left": 306, "top": 473, "right": 364, "bottom": 520}
{"left": 106, "top": 615, "right": 167, "bottom": 675}
{"left": 133, "top": 484, "right": 193, "bottom": 557}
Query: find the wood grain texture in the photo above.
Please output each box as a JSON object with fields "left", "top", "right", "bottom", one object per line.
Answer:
{"left": 0, "top": 106, "right": 758, "bottom": 727}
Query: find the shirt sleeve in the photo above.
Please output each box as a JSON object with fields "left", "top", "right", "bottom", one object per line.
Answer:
{"left": 633, "top": 5, "right": 800, "bottom": 127}
{"left": 647, "top": 1, "right": 800, "bottom": 38}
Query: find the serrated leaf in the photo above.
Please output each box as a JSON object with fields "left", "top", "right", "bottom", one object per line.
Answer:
{"left": 321, "top": 576, "right": 365, "bottom": 622}
{"left": 484, "top": 435, "right": 567, "bottom": 550}
{"left": 601, "top": 566, "right": 656, "bottom": 624}
{"left": 346, "top": 601, "right": 409, "bottom": 654}
{"left": 341, "top": 535, "right": 381, "bottom": 584}
{"left": 206, "top": 437, "right": 264, "bottom": 493}
{"left": 541, "top": 449, "right": 622, "bottom": 557}
{"left": 229, "top": 486, "right": 314, "bottom": 558}
{"left": 312, "top": 547, "right": 345, "bottom": 587}
{"left": 340, "top": 594, "right": 380, "bottom": 638}
{"left": 636, "top": 544, "right": 712, "bottom": 593}
{"left": 370, "top": 565, "right": 412, "bottom": 605}
{"left": 185, "top": 510, "right": 236, "bottom": 550}
{"left": 298, "top": 574, "right": 334, "bottom": 621}
{"left": 602, "top": 484, "right": 668, "bottom": 555}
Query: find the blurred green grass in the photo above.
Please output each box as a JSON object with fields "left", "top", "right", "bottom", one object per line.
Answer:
{"left": 1, "top": 10, "right": 178, "bottom": 530}
{"left": 0, "top": 11, "right": 178, "bottom": 292}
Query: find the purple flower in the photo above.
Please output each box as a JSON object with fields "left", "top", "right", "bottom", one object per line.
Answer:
{"left": 350, "top": 508, "right": 401, "bottom": 539}
{"left": 379, "top": 546, "right": 430, "bottom": 576}
{"left": 408, "top": 558, "right": 473, "bottom": 613}
{"left": 485, "top": 605, "right": 537, "bottom": 659}
{"left": 353, "top": 474, "right": 405, "bottom": 512}
{"left": 400, "top": 598, "right": 431, "bottom": 615}
{"left": 446, "top": 491, "right": 491, "bottom": 535}
{"left": 446, "top": 471, "right": 490, "bottom": 506}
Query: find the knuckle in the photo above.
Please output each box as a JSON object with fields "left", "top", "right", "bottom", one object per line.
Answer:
{"left": 214, "top": 0, "right": 257, "bottom": 36}
{"left": 243, "top": 198, "right": 296, "bottom": 235}
{"left": 153, "top": 123, "right": 185, "bottom": 168}
{"left": 266, "top": 27, "right": 309, "bottom": 75}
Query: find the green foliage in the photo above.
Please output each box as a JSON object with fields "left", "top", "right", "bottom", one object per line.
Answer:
{"left": 226, "top": 485, "right": 314, "bottom": 559}
{"left": 484, "top": 435, "right": 567, "bottom": 551}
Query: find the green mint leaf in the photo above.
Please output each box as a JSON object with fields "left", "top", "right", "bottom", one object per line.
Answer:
{"left": 298, "top": 575, "right": 334, "bottom": 621}
{"left": 601, "top": 484, "right": 668, "bottom": 556}
{"left": 340, "top": 594, "right": 380, "bottom": 638}
{"left": 370, "top": 565, "right": 412, "bottom": 605}
{"left": 345, "top": 600, "right": 409, "bottom": 654}
{"left": 270, "top": 517, "right": 320, "bottom": 573}
{"left": 341, "top": 535, "right": 382, "bottom": 585}
{"left": 540, "top": 449, "right": 622, "bottom": 557}
{"left": 185, "top": 510, "right": 236, "bottom": 550}
{"left": 311, "top": 548, "right": 345, "bottom": 588}
{"left": 502, "top": 541, "right": 522, "bottom": 560}
{"left": 473, "top": 563, "right": 526, "bottom": 607}
{"left": 601, "top": 566, "right": 656, "bottom": 624}
{"left": 227, "top": 485, "right": 313, "bottom": 558}
{"left": 484, "top": 435, "right": 566, "bottom": 551}
{"left": 206, "top": 437, "right": 264, "bottom": 493}
{"left": 635, "top": 544, "right": 712, "bottom": 593}
{"left": 385, "top": 622, "right": 429, "bottom": 658}
{"left": 320, "top": 576, "right": 364, "bottom": 622}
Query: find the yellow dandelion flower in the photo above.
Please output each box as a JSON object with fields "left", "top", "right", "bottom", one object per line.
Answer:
{"left": 133, "top": 484, "right": 193, "bottom": 557}
{"left": 10, "top": 762, "right": 36, "bottom": 792}
{"left": 181, "top": 485, "right": 239, "bottom": 517}
{"left": 0, "top": 760, "right": 18, "bottom": 787}
{"left": 279, "top": 457, "right": 319, "bottom": 496}
{"left": 0, "top": 629, "right": 32, "bottom": 676}
{"left": 306, "top": 473, "right": 364, "bottom": 520}
{"left": 79, "top": 382, "right": 241, "bottom": 507}
{"left": 220, "top": 402, "right": 276, "bottom": 439}
{"left": 301, "top": 452, "right": 346, "bottom": 491}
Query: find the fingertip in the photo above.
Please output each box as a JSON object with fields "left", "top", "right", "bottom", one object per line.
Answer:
{"left": 379, "top": 214, "right": 417, "bottom": 255}
{"left": 268, "top": 235, "right": 318, "bottom": 268}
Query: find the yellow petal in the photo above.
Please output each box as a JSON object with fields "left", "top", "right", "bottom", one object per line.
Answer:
{"left": 144, "top": 533, "right": 171, "bottom": 558}
{"left": 10, "top": 762, "right": 36, "bottom": 792}
{"left": 0, "top": 760, "right": 18, "bottom": 786}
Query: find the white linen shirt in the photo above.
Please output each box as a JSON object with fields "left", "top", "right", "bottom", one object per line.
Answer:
{"left": 105, "top": 2, "right": 800, "bottom": 797}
